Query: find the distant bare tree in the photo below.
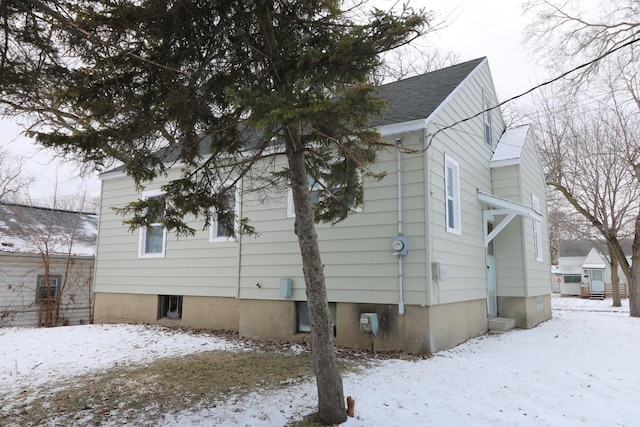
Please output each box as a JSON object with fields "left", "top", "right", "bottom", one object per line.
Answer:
{"left": 374, "top": 46, "right": 460, "bottom": 83}
{"left": 531, "top": 90, "right": 639, "bottom": 309}
{"left": 0, "top": 148, "right": 32, "bottom": 201}
{"left": 525, "top": 0, "right": 640, "bottom": 313}
{"left": 524, "top": 0, "right": 640, "bottom": 84}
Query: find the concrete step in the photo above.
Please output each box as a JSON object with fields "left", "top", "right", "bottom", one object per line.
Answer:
{"left": 488, "top": 317, "right": 516, "bottom": 332}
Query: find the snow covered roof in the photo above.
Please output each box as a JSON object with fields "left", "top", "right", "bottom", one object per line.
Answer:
{"left": 490, "top": 124, "right": 531, "bottom": 167}
{"left": 0, "top": 202, "right": 98, "bottom": 257}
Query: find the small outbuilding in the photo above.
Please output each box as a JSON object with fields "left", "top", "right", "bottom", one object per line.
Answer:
{"left": 0, "top": 202, "right": 98, "bottom": 327}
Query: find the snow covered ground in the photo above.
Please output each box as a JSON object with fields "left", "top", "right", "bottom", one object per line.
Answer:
{"left": 1, "top": 295, "right": 638, "bottom": 426}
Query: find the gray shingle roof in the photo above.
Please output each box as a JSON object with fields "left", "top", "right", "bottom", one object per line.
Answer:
{"left": 0, "top": 202, "right": 98, "bottom": 256}
{"left": 103, "top": 57, "right": 486, "bottom": 175}
{"left": 373, "top": 57, "right": 485, "bottom": 127}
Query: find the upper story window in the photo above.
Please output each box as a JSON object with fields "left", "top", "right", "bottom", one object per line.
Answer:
{"left": 138, "top": 189, "right": 166, "bottom": 258}
{"left": 444, "top": 154, "right": 461, "bottom": 235}
{"left": 532, "top": 194, "right": 543, "bottom": 261}
{"left": 210, "top": 185, "right": 238, "bottom": 242}
{"left": 483, "top": 95, "right": 492, "bottom": 147}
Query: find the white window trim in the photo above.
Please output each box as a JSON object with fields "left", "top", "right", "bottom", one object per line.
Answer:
{"left": 483, "top": 95, "right": 492, "bottom": 147}
{"left": 209, "top": 184, "right": 240, "bottom": 242}
{"left": 138, "top": 189, "right": 167, "bottom": 258}
{"left": 532, "top": 194, "right": 543, "bottom": 261}
{"left": 444, "top": 154, "right": 461, "bottom": 235}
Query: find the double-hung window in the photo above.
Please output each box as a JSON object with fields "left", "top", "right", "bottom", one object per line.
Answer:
{"left": 138, "top": 189, "right": 166, "bottom": 258}
{"left": 532, "top": 194, "right": 543, "bottom": 261}
{"left": 444, "top": 154, "right": 461, "bottom": 235}
{"left": 210, "top": 185, "right": 238, "bottom": 242}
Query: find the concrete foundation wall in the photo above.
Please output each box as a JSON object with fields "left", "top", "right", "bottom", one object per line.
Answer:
{"left": 94, "top": 293, "right": 240, "bottom": 330}
{"left": 239, "top": 299, "right": 296, "bottom": 338}
{"left": 335, "top": 303, "right": 430, "bottom": 354}
{"left": 94, "top": 293, "right": 158, "bottom": 324}
{"left": 182, "top": 296, "right": 239, "bottom": 330}
{"left": 498, "top": 294, "right": 551, "bottom": 328}
{"left": 94, "top": 293, "right": 493, "bottom": 354}
{"left": 427, "top": 299, "right": 488, "bottom": 352}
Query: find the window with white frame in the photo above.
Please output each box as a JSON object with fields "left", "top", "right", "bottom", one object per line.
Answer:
{"left": 36, "top": 274, "right": 62, "bottom": 303}
{"left": 532, "top": 194, "right": 543, "bottom": 261}
{"left": 483, "top": 95, "right": 492, "bottom": 147}
{"left": 138, "top": 189, "right": 166, "bottom": 258}
{"left": 210, "top": 185, "right": 238, "bottom": 242}
{"left": 444, "top": 154, "right": 461, "bottom": 234}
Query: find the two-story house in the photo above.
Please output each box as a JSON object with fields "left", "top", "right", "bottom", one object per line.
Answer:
{"left": 93, "top": 57, "right": 551, "bottom": 353}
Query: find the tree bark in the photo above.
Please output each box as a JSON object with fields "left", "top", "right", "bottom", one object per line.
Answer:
{"left": 285, "top": 127, "right": 347, "bottom": 425}
{"left": 630, "top": 213, "right": 640, "bottom": 317}
{"left": 608, "top": 242, "right": 621, "bottom": 307}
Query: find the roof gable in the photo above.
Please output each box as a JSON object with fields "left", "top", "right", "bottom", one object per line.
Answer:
{"left": 372, "top": 57, "right": 486, "bottom": 127}
{"left": 582, "top": 247, "right": 607, "bottom": 269}
{"left": 0, "top": 202, "right": 98, "bottom": 256}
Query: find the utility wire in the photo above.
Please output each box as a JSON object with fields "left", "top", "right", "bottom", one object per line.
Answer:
{"left": 414, "top": 36, "right": 640, "bottom": 154}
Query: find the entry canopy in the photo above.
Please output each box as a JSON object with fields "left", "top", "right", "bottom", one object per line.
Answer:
{"left": 477, "top": 190, "right": 543, "bottom": 247}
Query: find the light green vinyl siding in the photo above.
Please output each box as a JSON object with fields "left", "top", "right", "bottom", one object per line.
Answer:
{"left": 237, "top": 130, "right": 428, "bottom": 305}
{"left": 519, "top": 135, "right": 552, "bottom": 296}
{"left": 95, "top": 130, "right": 429, "bottom": 306}
{"left": 425, "top": 60, "right": 505, "bottom": 305}
{"left": 491, "top": 165, "right": 526, "bottom": 297}
{"left": 489, "top": 129, "right": 551, "bottom": 298}
{"left": 94, "top": 169, "right": 239, "bottom": 298}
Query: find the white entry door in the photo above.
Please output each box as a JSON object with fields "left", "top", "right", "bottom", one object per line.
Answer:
{"left": 590, "top": 269, "right": 605, "bottom": 293}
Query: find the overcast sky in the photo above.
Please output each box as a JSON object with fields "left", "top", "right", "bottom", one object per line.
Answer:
{"left": 0, "top": 0, "right": 550, "bottom": 204}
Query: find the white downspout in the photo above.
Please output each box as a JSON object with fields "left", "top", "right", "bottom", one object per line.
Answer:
{"left": 397, "top": 138, "right": 405, "bottom": 315}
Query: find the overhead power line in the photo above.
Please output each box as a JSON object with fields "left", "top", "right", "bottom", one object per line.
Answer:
{"left": 417, "top": 36, "right": 640, "bottom": 154}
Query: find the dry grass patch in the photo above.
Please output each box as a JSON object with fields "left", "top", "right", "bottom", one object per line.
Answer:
{"left": 2, "top": 349, "right": 359, "bottom": 426}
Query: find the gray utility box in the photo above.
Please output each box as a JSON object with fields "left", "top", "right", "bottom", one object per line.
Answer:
{"left": 360, "top": 313, "right": 379, "bottom": 335}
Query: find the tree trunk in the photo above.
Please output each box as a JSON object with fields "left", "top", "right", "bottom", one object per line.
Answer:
{"left": 285, "top": 129, "right": 347, "bottom": 425}
{"left": 630, "top": 214, "right": 640, "bottom": 317}
{"left": 608, "top": 242, "right": 621, "bottom": 307}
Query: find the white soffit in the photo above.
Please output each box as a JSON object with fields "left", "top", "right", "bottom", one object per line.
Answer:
{"left": 477, "top": 190, "right": 542, "bottom": 222}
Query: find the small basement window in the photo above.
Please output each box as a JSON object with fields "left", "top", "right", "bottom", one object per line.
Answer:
{"left": 158, "top": 295, "right": 183, "bottom": 319}
{"left": 296, "top": 301, "right": 336, "bottom": 334}
{"left": 563, "top": 274, "right": 582, "bottom": 284}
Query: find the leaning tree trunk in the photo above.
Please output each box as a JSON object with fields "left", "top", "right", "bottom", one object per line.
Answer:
{"left": 285, "top": 129, "right": 347, "bottom": 425}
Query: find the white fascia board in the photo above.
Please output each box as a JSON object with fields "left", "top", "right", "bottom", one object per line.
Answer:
{"left": 377, "top": 119, "right": 425, "bottom": 136}
{"left": 99, "top": 169, "right": 126, "bottom": 181}
{"left": 489, "top": 158, "right": 521, "bottom": 168}
{"left": 477, "top": 190, "right": 542, "bottom": 222}
{"left": 582, "top": 263, "right": 606, "bottom": 269}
